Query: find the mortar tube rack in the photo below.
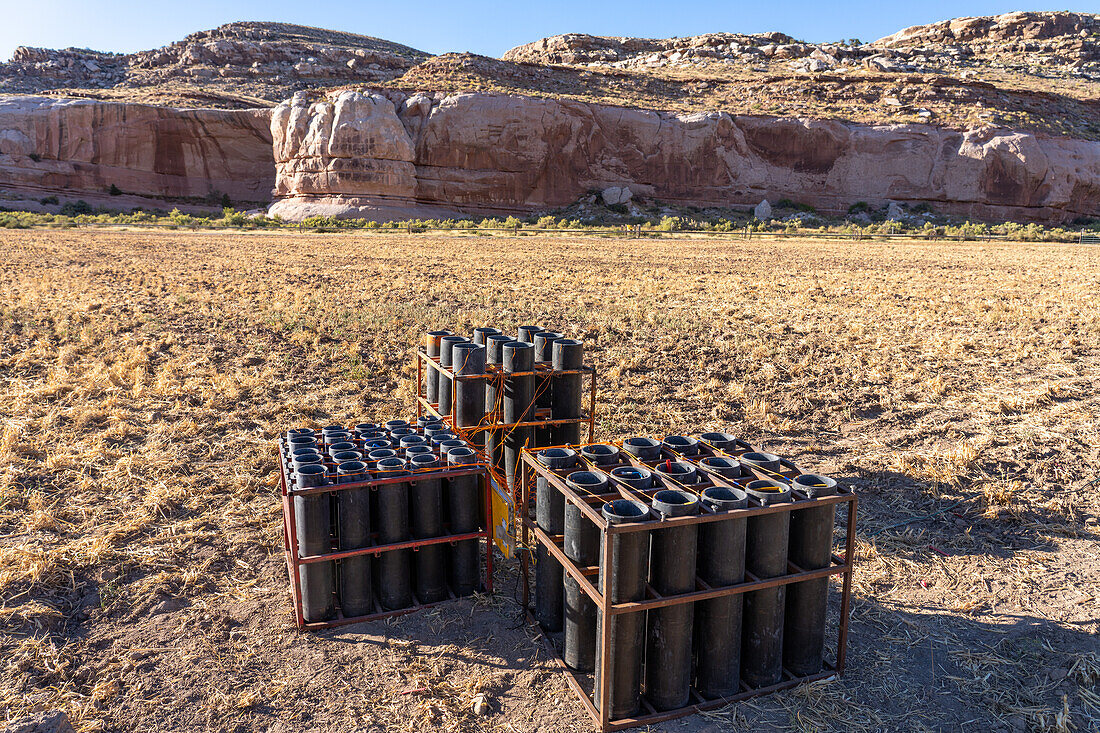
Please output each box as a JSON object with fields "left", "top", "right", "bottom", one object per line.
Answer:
{"left": 517, "top": 440, "right": 857, "bottom": 732}
{"left": 278, "top": 438, "right": 495, "bottom": 631}
{"left": 414, "top": 348, "right": 597, "bottom": 491}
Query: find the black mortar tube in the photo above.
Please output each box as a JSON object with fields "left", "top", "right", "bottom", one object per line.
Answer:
{"left": 595, "top": 499, "right": 653, "bottom": 719}
{"left": 564, "top": 470, "right": 605, "bottom": 672}
{"left": 663, "top": 435, "right": 700, "bottom": 456}
{"left": 646, "top": 489, "right": 700, "bottom": 711}
{"left": 453, "top": 342, "right": 487, "bottom": 450}
{"left": 622, "top": 436, "right": 662, "bottom": 461}
{"left": 409, "top": 453, "right": 446, "bottom": 603}
{"left": 699, "top": 432, "right": 739, "bottom": 453}
{"left": 784, "top": 474, "right": 839, "bottom": 677}
{"left": 447, "top": 447, "right": 481, "bottom": 595}
{"left": 580, "top": 444, "right": 619, "bottom": 466}
{"left": 473, "top": 326, "right": 499, "bottom": 346}
{"left": 740, "top": 451, "right": 782, "bottom": 475}
{"left": 517, "top": 324, "right": 542, "bottom": 343}
{"left": 336, "top": 460, "right": 372, "bottom": 617}
{"left": 697, "top": 456, "right": 742, "bottom": 480}
{"left": 533, "top": 331, "right": 562, "bottom": 448}
{"left": 742, "top": 479, "right": 794, "bottom": 688}
{"left": 610, "top": 465, "right": 653, "bottom": 491}
{"left": 534, "top": 447, "right": 577, "bottom": 631}
{"left": 503, "top": 341, "right": 535, "bottom": 492}
{"left": 485, "top": 334, "right": 512, "bottom": 475}
{"left": 550, "top": 338, "right": 584, "bottom": 447}
{"left": 374, "top": 457, "right": 412, "bottom": 610}
{"left": 425, "top": 331, "right": 452, "bottom": 408}
{"left": 294, "top": 463, "right": 335, "bottom": 622}
{"left": 695, "top": 486, "right": 749, "bottom": 698}
{"left": 438, "top": 335, "right": 468, "bottom": 418}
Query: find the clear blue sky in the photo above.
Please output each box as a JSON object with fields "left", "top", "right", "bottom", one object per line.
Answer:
{"left": 3, "top": 1, "right": 1089, "bottom": 61}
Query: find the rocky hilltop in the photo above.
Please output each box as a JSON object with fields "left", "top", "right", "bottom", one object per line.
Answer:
{"left": 1, "top": 22, "right": 428, "bottom": 107}
{"left": 0, "top": 13, "right": 1098, "bottom": 222}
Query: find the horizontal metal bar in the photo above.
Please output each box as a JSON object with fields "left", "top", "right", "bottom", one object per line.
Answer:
{"left": 297, "top": 530, "right": 487, "bottom": 564}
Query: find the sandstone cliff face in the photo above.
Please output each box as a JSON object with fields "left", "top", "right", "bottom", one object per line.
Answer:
{"left": 268, "top": 90, "right": 1100, "bottom": 223}
{"left": 0, "top": 96, "right": 274, "bottom": 208}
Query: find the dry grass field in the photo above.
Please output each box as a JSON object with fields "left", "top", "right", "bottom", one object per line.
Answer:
{"left": 2, "top": 229, "right": 1099, "bottom": 732}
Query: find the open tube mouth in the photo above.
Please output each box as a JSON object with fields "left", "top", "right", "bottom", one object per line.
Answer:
{"left": 408, "top": 453, "right": 439, "bottom": 468}
{"left": 373, "top": 457, "right": 407, "bottom": 474}
{"left": 430, "top": 433, "right": 458, "bottom": 446}
{"left": 399, "top": 435, "right": 427, "bottom": 447}
{"left": 611, "top": 465, "right": 654, "bottom": 489}
{"left": 405, "top": 445, "right": 433, "bottom": 456}
{"left": 698, "top": 456, "right": 742, "bottom": 478}
{"left": 332, "top": 451, "right": 362, "bottom": 463}
{"left": 566, "top": 470, "right": 608, "bottom": 491}
{"left": 652, "top": 489, "right": 700, "bottom": 517}
{"left": 354, "top": 422, "right": 381, "bottom": 433}
{"left": 321, "top": 424, "right": 344, "bottom": 434}
{"left": 701, "top": 486, "right": 749, "bottom": 510}
{"left": 654, "top": 460, "right": 699, "bottom": 484}
{"left": 793, "top": 473, "right": 839, "bottom": 497}
{"left": 388, "top": 427, "right": 415, "bottom": 439}
{"left": 337, "top": 460, "right": 367, "bottom": 477}
{"left": 603, "top": 499, "right": 652, "bottom": 524}
{"left": 580, "top": 444, "right": 619, "bottom": 464}
{"left": 447, "top": 446, "right": 477, "bottom": 466}
{"left": 622, "top": 436, "right": 662, "bottom": 459}
{"left": 662, "top": 435, "right": 700, "bottom": 455}
{"left": 327, "top": 441, "right": 357, "bottom": 454}
{"left": 741, "top": 451, "right": 782, "bottom": 472}
{"left": 368, "top": 448, "right": 398, "bottom": 461}
{"left": 296, "top": 463, "right": 326, "bottom": 476}
{"left": 537, "top": 447, "right": 577, "bottom": 469}
{"left": 746, "top": 478, "right": 793, "bottom": 504}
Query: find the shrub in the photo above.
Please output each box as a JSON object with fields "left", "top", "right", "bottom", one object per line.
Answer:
{"left": 847, "top": 201, "right": 871, "bottom": 214}
{"left": 59, "top": 200, "right": 93, "bottom": 216}
{"left": 108, "top": 184, "right": 122, "bottom": 196}
{"left": 40, "top": 196, "right": 59, "bottom": 205}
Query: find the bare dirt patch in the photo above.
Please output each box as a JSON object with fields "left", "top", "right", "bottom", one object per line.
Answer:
{"left": 2, "top": 230, "right": 1099, "bottom": 732}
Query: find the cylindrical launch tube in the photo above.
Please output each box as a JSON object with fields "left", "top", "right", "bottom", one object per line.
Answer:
{"left": 294, "top": 463, "right": 335, "bottom": 622}
{"left": 784, "top": 474, "right": 839, "bottom": 677}
{"left": 563, "top": 470, "right": 604, "bottom": 672}
{"left": 408, "top": 453, "right": 446, "bottom": 603}
{"left": 645, "top": 489, "right": 700, "bottom": 711}
{"left": 534, "top": 447, "right": 577, "bottom": 631}
{"left": 447, "top": 447, "right": 481, "bottom": 595}
{"left": 741, "top": 479, "right": 793, "bottom": 688}
{"left": 438, "top": 335, "right": 468, "bottom": 418}
{"left": 485, "top": 334, "right": 512, "bottom": 475}
{"left": 336, "top": 460, "right": 372, "bottom": 617}
{"left": 532, "top": 331, "right": 562, "bottom": 448}
{"left": 453, "top": 342, "right": 487, "bottom": 451}
{"left": 595, "top": 499, "right": 652, "bottom": 719}
{"left": 550, "top": 338, "right": 584, "bottom": 447}
{"left": 503, "top": 341, "right": 535, "bottom": 491}
{"left": 374, "top": 457, "right": 412, "bottom": 610}
{"left": 694, "top": 486, "right": 749, "bottom": 698}
{"left": 425, "top": 330, "right": 452, "bottom": 409}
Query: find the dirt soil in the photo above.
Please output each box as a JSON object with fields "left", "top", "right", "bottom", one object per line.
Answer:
{"left": 1, "top": 229, "right": 1099, "bottom": 732}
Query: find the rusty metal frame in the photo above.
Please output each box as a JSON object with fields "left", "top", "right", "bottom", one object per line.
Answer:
{"left": 278, "top": 438, "right": 495, "bottom": 631}
{"left": 517, "top": 439, "right": 857, "bottom": 731}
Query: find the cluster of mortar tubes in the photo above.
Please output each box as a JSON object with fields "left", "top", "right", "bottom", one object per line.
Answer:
{"left": 284, "top": 419, "right": 483, "bottom": 622}
{"left": 425, "top": 326, "right": 585, "bottom": 489}
{"left": 533, "top": 436, "right": 839, "bottom": 718}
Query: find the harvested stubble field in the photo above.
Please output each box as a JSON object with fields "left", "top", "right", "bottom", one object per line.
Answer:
{"left": 2, "top": 229, "right": 1100, "bottom": 733}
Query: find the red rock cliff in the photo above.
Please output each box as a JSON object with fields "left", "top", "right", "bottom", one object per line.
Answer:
{"left": 268, "top": 90, "right": 1100, "bottom": 223}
